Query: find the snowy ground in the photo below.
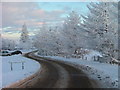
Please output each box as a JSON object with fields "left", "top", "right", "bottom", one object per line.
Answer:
{"left": 36, "top": 50, "right": 118, "bottom": 88}
{"left": 1, "top": 54, "right": 40, "bottom": 88}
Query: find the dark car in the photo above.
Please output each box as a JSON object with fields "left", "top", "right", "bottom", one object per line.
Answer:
{"left": 11, "top": 50, "right": 22, "bottom": 55}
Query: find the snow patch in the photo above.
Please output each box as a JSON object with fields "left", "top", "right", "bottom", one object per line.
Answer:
{"left": 83, "top": 50, "right": 102, "bottom": 61}
{"left": 1, "top": 54, "right": 40, "bottom": 88}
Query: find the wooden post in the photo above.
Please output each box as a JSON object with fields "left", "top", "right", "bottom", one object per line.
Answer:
{"left": 10, "top": 62, "right": 13, "bottom": 71}
{"left": 22, "top": 62, "right": 24, "bottom": 70}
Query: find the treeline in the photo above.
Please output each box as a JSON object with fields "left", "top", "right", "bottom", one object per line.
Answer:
{"left": 34, "top": 2, "right": 118, "bottom": 61}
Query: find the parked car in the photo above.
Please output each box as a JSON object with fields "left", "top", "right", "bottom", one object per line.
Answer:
{"left": 11, "top": 50, "right": 22, "bottom": 55}
{"left": 0, "top": 50, "right": 11, "bottom": 56}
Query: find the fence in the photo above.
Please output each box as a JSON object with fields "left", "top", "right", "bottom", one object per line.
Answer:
{"left": 9, "top": 61, "right": 25, "bottom": 71}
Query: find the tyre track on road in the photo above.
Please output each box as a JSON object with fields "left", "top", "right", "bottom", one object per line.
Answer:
{"left": 24, "top": 51, "right": 99, "bottom": 88}
{"left": 23, "top": 52, "right": 70, "bottom": 88}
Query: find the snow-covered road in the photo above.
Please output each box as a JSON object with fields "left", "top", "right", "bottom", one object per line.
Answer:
{"left": 23, "top": 51, "right": 101, "bottom": 88}
{"left": 1, "top": 54, "right": 40, "bottom": 88}
{"left": 43, "top": 56, "right": 118, "bottom": 88}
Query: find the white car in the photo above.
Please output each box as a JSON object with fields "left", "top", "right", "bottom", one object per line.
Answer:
{"left": 0, "top": 50, "right": 11, "bottom": 56}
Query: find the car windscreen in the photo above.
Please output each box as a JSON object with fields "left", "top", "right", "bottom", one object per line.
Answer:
{"left": 2, "top": 51, "right": 9, "bottom": 53}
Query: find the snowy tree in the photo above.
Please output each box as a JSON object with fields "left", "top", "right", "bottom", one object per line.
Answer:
{"left": 34, "top": 2, "right": 118, "bottom": 60}
{"left": 19, "top": 23, "right": 31, "bottom": 50}
{"left": 81, "top": 2, "right": 118, "bottom": 60}
{"left": 61, "top": 11, "right": 82, "bottom": 54}
{"left": 34, "top": 24, "right": 63, "bottom": 56}
{"left": 2, "top": 38, "right": 16, "bottom": 50}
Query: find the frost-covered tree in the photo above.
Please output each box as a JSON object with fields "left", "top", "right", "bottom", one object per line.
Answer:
{"left": 34, "top": 24, "right": 63, "bottom": 56}
{"left": 61, "top": 11, "right": 82, "bottom": 54}
{"left": 81, "top": 2, "right": 118, "bottom": 59}
{"left": 2, "top": 38, "right": 16, "bottom": 50}
{"left": 19, "top": 23, "right": 31, "bottom": 49}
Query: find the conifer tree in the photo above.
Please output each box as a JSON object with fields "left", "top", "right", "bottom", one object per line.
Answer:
{"left": 19, "top": 23, "right": 31, "bottom": 49}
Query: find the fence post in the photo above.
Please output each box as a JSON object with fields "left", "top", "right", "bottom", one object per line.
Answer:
{"left": 22, "top": 62, "right": 24, "bottom": 70}
{"left": 10, "top": 62, "right": 13, "bottom": 71}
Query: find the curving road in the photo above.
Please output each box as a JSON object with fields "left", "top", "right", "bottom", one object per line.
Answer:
{"left": 19, "top": 51, "right": 100, "bottom": 88}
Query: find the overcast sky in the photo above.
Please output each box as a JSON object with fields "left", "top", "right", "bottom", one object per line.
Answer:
{"left": 1, "top": 2, "right": 91, "bottom": 40}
